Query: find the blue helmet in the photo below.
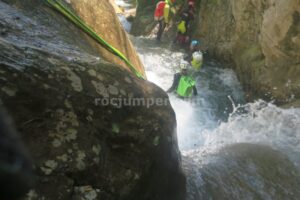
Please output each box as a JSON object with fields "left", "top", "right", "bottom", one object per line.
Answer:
{"left": 191, "top": 40, "right": 200, "bottom": 47}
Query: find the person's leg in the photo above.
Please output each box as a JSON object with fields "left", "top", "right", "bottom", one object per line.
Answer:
{"left": 173, "top": 32, "right": 180, "bottom": 44}
{"left": 156, "top": 20, "right": 165, "bottom": 41}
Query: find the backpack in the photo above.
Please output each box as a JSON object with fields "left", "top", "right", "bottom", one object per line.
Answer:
{"left": 177, "top": 20, "right": 186, "bottom": 34}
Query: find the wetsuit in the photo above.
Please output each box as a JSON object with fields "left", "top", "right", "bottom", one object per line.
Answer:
{"left": 167, "top": 73, "right": 197, "bottom": 95}
{"left": 175, "top": 8, "right": 194, "bottom": 45}
{"left": 180, "top": 9, "right": 194, "bottom": 31}
{"left": 154, "top": 1, "right": 167, "bottom": 41}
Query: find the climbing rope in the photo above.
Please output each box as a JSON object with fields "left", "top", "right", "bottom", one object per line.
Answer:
{"left": 46, "top": 0, "right": 146, "bottom": 79}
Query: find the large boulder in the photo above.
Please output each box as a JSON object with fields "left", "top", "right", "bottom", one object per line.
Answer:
{"left": 184, "top": 144, "right": 300, "bottom": 200}
{"left": 130, "top": 0, "right": 158, "bottom": 36}
{"left": 0, "top": 1, "right": 185, "bottom": 199}
{"left": 195, "top": 0, "right": 300, "bottom": 107}
{"left": 68, "top": 0, "right": 145, "bottom": 76}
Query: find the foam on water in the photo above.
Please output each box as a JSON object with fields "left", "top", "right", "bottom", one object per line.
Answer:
{"left": 132, "top": 37, "right": 245, "bottom": 150}
{"left": 197, "top": 100, "right": 300, "bottom": 167}
{"left": 133, "top": 37, "right": 300, "bottom": 170}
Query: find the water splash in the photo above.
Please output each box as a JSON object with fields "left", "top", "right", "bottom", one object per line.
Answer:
{"left": 124, "top": 24, "right": 300, "bottom": 200}
{"left": 199, "top": 100, "right": 300, "bottom": 167}
{"left": 132, "top": 37, "right": 245, "bottom": 150}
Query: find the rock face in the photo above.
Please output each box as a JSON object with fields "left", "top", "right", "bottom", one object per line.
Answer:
{"left": 131, "top": 0, "right": 158, "bottom": 36}
{"left": 68, "top": 0, "right": 145, "bottom": 77}
{"left": 133, "top": 0, "right": 300, "bottom": 107}
{"left": 195, "top": 0, "right": 300, "bottom": 106}
{"left": 0, "top": 1, "right": 185, "bottom": 199}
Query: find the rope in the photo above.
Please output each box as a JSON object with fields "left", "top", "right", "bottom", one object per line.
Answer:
{"left": 46, "top": 0, "right": 146, "bottom": 79}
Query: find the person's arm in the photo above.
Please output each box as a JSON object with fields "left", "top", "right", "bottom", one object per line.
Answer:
{"left": 167, "top": 73, "right": 180, "bottom": 93}
{"left": 184, "top": 53, "right": 193, "bottom": 63}
{"left": 193, "top": 85, "right": 198, "bottom": 96}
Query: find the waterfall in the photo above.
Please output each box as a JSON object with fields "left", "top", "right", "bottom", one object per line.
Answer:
{"left": 132, "top": 36, "right": 300, "bottom": 199}
{"left": 116, "top": 1, "right": 300, "bottom": 198}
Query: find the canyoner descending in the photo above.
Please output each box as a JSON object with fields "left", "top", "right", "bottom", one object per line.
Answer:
{"left": 167, "top": 60, "right": 198, "bottom": 98}
{"left": 154, "top": 0, "right": 177, "bottom": 42}
{"left": 174, "top": 3, "right": 195, "bottom": 46}
{"left": 190, "top": 51, "right": 203, "bottom": 71}
{"left": 176, "top": 75, "right": 196, "bottom": 98}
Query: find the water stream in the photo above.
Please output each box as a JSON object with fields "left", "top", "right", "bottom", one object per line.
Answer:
{"left": 118, "top": 3, "right": 300, "bottom": 199}
{"left": 132, "top": 36, "right": 300, "bottom": 200}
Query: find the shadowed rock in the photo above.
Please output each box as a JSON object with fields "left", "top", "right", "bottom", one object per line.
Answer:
{"left": 0, "top": 107, "right": 34, "bottom": 200}
{"left": 194, "top": 0, "right": 300, "bottom": 107}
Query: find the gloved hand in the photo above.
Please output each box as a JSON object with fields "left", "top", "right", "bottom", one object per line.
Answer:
{"left": 193, "top": 88, "right": 198, "bottom": 96}
{"left": 171, "top": 7, "right": 176, "bottom": 14}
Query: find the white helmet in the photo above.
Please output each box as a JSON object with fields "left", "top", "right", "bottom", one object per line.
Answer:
{"left": 192, "top": 51, "right": 203, "bottom": 62}
{"left": 180, "top": 59, "right": 189, "bottom": 70}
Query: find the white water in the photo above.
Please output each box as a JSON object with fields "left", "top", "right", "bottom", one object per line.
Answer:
{"left": 199, "top": 100, "right": 300, "bottom": 167}
{"left": 132, "top": 37, "right": 247, "bottom": 150}
{"left": 115, "top": 0, "right": 134, "bottom": 9}
{"left": 131, "top": 35, "right": 300, "bottom": 165}
{"left": 115, "top": 0, "right": 300, "bottom": 162}
{"left": 116, "top": 2, "right": 300, "bottom": 195}
{"left": 132, "top": 37, "right": 300, "bottom": 198}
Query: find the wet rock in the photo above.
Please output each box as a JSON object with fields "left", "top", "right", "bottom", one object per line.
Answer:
{"left": 125, "top": 8, "right": 137, "bottom": 23}
{"left": 0, "top": 107, "right": 34, "bottom": 200}
{"left": 184, "top": 144, "right": 300, "bottom": 200}
{"left": 72, "top": 185, "right": 100, "bottom": 200}
{"left": 133, "top": 0, "right": 300, "bottom": 107}
{"left": 195, "top": 0, "right": 300, "bottom": 107}
{"left": 130, "top": 0, "right": 157, "bottom": 36}
{"left": 69, "top": 0, "right": 145, "bottom": 76}
{"left": 0, "top": 1, "right": 185, "bottom": 200}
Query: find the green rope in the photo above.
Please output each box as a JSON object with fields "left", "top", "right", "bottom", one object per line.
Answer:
{"left": 46, "top": 0, "right": 145, "bottom": 79}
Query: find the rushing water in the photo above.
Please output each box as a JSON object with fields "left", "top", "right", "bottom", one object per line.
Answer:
{"left": 117, "top": 2, "right": 300, "bottom": 199}
{"left": 115, "top": 0, "right": 136, "bottom": 9}
{"left": 115, "top": 0, "right": 136, "bottom": 32}
{"left": 131, "top": 37, "right": 300, "bottom": 199}
{"left": 131, "top": 37, "right": 246, "bottom": 150}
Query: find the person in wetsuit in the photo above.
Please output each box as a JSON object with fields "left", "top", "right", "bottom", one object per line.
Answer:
{"left": 167, "top": 59, "right": 197, "bottom": 97}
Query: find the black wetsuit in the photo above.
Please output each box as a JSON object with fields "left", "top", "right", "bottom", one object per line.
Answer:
{"left": 180, "top": 9, "right": 194, "bottom": 31}
{"left": 156, "top": 20, "right": 166, "bottom": 41}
